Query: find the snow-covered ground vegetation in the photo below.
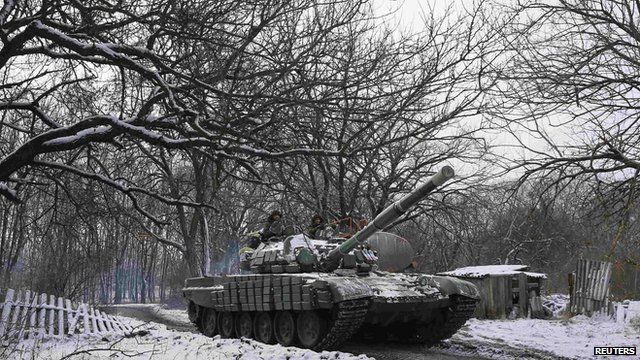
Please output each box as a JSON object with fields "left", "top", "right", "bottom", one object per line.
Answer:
{"left": 542, "top": 294, "right": 569, "bottom": 318}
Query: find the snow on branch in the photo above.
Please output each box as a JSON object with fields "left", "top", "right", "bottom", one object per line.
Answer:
{"left": 0, "top": 182, "right": 19, "bottom": 203}
{"left": 110, "top": 117, "right": 345, "bottom": 158}
{"left": 0, "top": 102, "right": 62, "bottom": 128}
{"left": 134, "top": 220, "right": 187, "bottom": 253}
{"left": 0, "top": 110, "right": 342, "bottom": 204}
{"left": 31, "top": 21, "right": 179, "bottom": 110}
{"left": 32, "top": 160, "right": 217, "bottom": 215}
{"left": 0, "top": 0, "right": 15, "bottom": 26}
{"left": 40, "top": 126, "right": 113, "bottom": 147}
{"left": 0, "top": 116, "right": 116, "bottom": 181}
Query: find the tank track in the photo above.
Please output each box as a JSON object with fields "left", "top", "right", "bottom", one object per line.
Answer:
{"left": 407, "top": 295, "right": 478, "bottom": 346}
{"left": 313, "top": 299, "right": 370, "bottom": 351}
{"left": 359, "top": 295, "right": 477, "bottom": 346}
{"left": 427, "top": 295, "right": 477, "bottom": 343}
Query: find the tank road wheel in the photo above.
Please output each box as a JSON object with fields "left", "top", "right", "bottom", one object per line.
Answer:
{"left": 296, "top": 311, "right": 327, "bottom": 349}
{"left": 235, "top": 312, "right": 253, "bottom": 338}
{"left": 253, "top": 312, "right": 276, "bottom": 344}
{"left": 274, "top": 311, "right": 296, "bottom": 346}
{"left": 200, "top": 308, "right": 218, "bottom": 337}
{"left": 187, "top": 301, "right": 201, "bottom": 326}
{"left": 218, "top": 312, "right": 236, "bottom": 338}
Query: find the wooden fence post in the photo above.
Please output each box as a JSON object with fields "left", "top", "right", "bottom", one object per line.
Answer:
{"left": 0, "top": 288, "right": 15, "bottom": 338}
{"left": 28, "top": 293, "right": 38, "bottom": 339}
{"left": 8, "top": 290, "right": 23, "bottom": 338}
{"left": 578, "top": 260, "right": 586, "bottom": 314}
{"left": 48, "top": 295, "right": 55, "bottom": 336}
{"left": 65, "top": 299, "right": 78, "bottom": 335}
{"left": 37, "top": 293, "right": 47, "bottom": 338}
{"left": 17, "top": 290, "right": 31, "bottom": 340}
{"left": 82, "top": 304, "right": 91, "bottom": 335}
{"left": 89, "top": 307, "right": 99, "bottom": 334}
{"left": 568, "top": 273, "right": 574, "bottom": 315}
{"left": 518, "top": 273, "right": 527, "bottom": 317}
{"left": 57, "top": 297, "right": 64, "bottom": 338}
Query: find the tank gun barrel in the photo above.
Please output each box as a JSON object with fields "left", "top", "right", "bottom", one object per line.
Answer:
{"left": 321, "top": 166, "right": 455, "bottom": 271}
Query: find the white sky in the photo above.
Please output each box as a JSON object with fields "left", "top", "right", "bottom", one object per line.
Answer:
{"left": 371, "top": 0, "right": 573, "bottom": 180}
{"left": 372, "top": 0, "right": 460, "bottom": 31}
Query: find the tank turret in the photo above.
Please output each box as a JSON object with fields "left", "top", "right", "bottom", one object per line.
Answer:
{"left": 244, "top": 166, "right": 455, "bottom": 274}
{"left": 320, "top": 166, "right": 454, "bottom": 271}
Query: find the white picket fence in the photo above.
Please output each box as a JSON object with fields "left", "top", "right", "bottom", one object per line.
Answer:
{"left": 0, "top": 288, "right": 133, "bottom": 341}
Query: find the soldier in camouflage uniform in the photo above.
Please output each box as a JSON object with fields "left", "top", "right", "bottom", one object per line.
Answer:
{"left": 307, "top": 214, "right": 325, "bottom": 239}
{"left": 261, "top": 210, "right": 284, "bottom": 241}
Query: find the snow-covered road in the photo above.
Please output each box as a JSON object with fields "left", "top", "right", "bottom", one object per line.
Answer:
{"left": 101, "top": 304, "right": 488, "bottom": 360}
{"left": 12, "top": 303, "right": 634, "bottom": 359}
{"left": 101, "top": 303, "right": 640, "bottom": 360}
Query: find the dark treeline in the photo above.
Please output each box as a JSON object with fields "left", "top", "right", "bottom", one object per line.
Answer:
{"left": 0, "top": 0, "right": 639, "bottom": 303}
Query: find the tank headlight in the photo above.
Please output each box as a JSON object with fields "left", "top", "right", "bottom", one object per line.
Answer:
{"left": 417, "top": 276, "right": 430, "bottom": 287}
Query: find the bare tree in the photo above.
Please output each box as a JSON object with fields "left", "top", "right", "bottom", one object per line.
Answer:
{"left": 493, "top": 0, "right": 640, "bottom": 203}
{"left": 0, "top": 1, "right": 365, "bottom": 209}
{"left": 256, "top": 1, "right": 506, "bottom": 226}
{"left": 488, "top": 0, "right": 640, "bottom": 270}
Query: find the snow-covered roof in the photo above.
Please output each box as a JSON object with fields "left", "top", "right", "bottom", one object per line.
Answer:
{"left": 522, "top": 271, "right": 547, "bottom": 279}
{"left": 438, "top": 265, "right": 547, "bottom": 279}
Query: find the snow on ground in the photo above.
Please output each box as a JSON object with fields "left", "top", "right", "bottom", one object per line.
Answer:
{"left": 105, "top": 303, "right": 639, "bottom": 360}
{"left": 108, "top": 303, "right": 190, "bottom": 324}
{"left": 451, "top": 313, "right": 640, "bottom": 360}
{"left": 127, "top": 303, "right": 640, "bottom": 359}
{"left": 155, "top": 307, "right": 190, "bottom": 323}
{"left": 6, "top": 300, "right": 639, "bottom": 360}
{"left": 4, "top": 311, "right": 372, "bottom": 360}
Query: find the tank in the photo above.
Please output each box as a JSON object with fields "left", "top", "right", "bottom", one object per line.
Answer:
{"left": 182, "top": 166, "right": 480, "bottom": 350}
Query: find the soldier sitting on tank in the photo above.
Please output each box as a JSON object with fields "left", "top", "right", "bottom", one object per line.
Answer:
{"left": 307, "top": 214, "right": 326, "bottom": 239}
{"left": 261, "top": 210, "right": 285, "bottom": 241}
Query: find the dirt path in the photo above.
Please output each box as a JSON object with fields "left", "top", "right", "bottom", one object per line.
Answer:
{"left": 101, "top": 304, "right": 198, "bottom": 333}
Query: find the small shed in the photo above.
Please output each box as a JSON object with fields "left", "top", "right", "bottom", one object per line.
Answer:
{"left": 437, "top": 265, "right": 547, "bottom": 319}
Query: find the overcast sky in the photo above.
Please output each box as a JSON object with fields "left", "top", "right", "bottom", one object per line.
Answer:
{"left": 373, "top": 0, "right": 464, "bottom": 29}
{"left": 369, "top": 0, "right": 573, "bottom": 179}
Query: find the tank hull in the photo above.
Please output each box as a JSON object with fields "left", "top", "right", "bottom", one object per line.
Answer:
{"left": 182, "top": 271, "right": 479, "bottom": 350}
